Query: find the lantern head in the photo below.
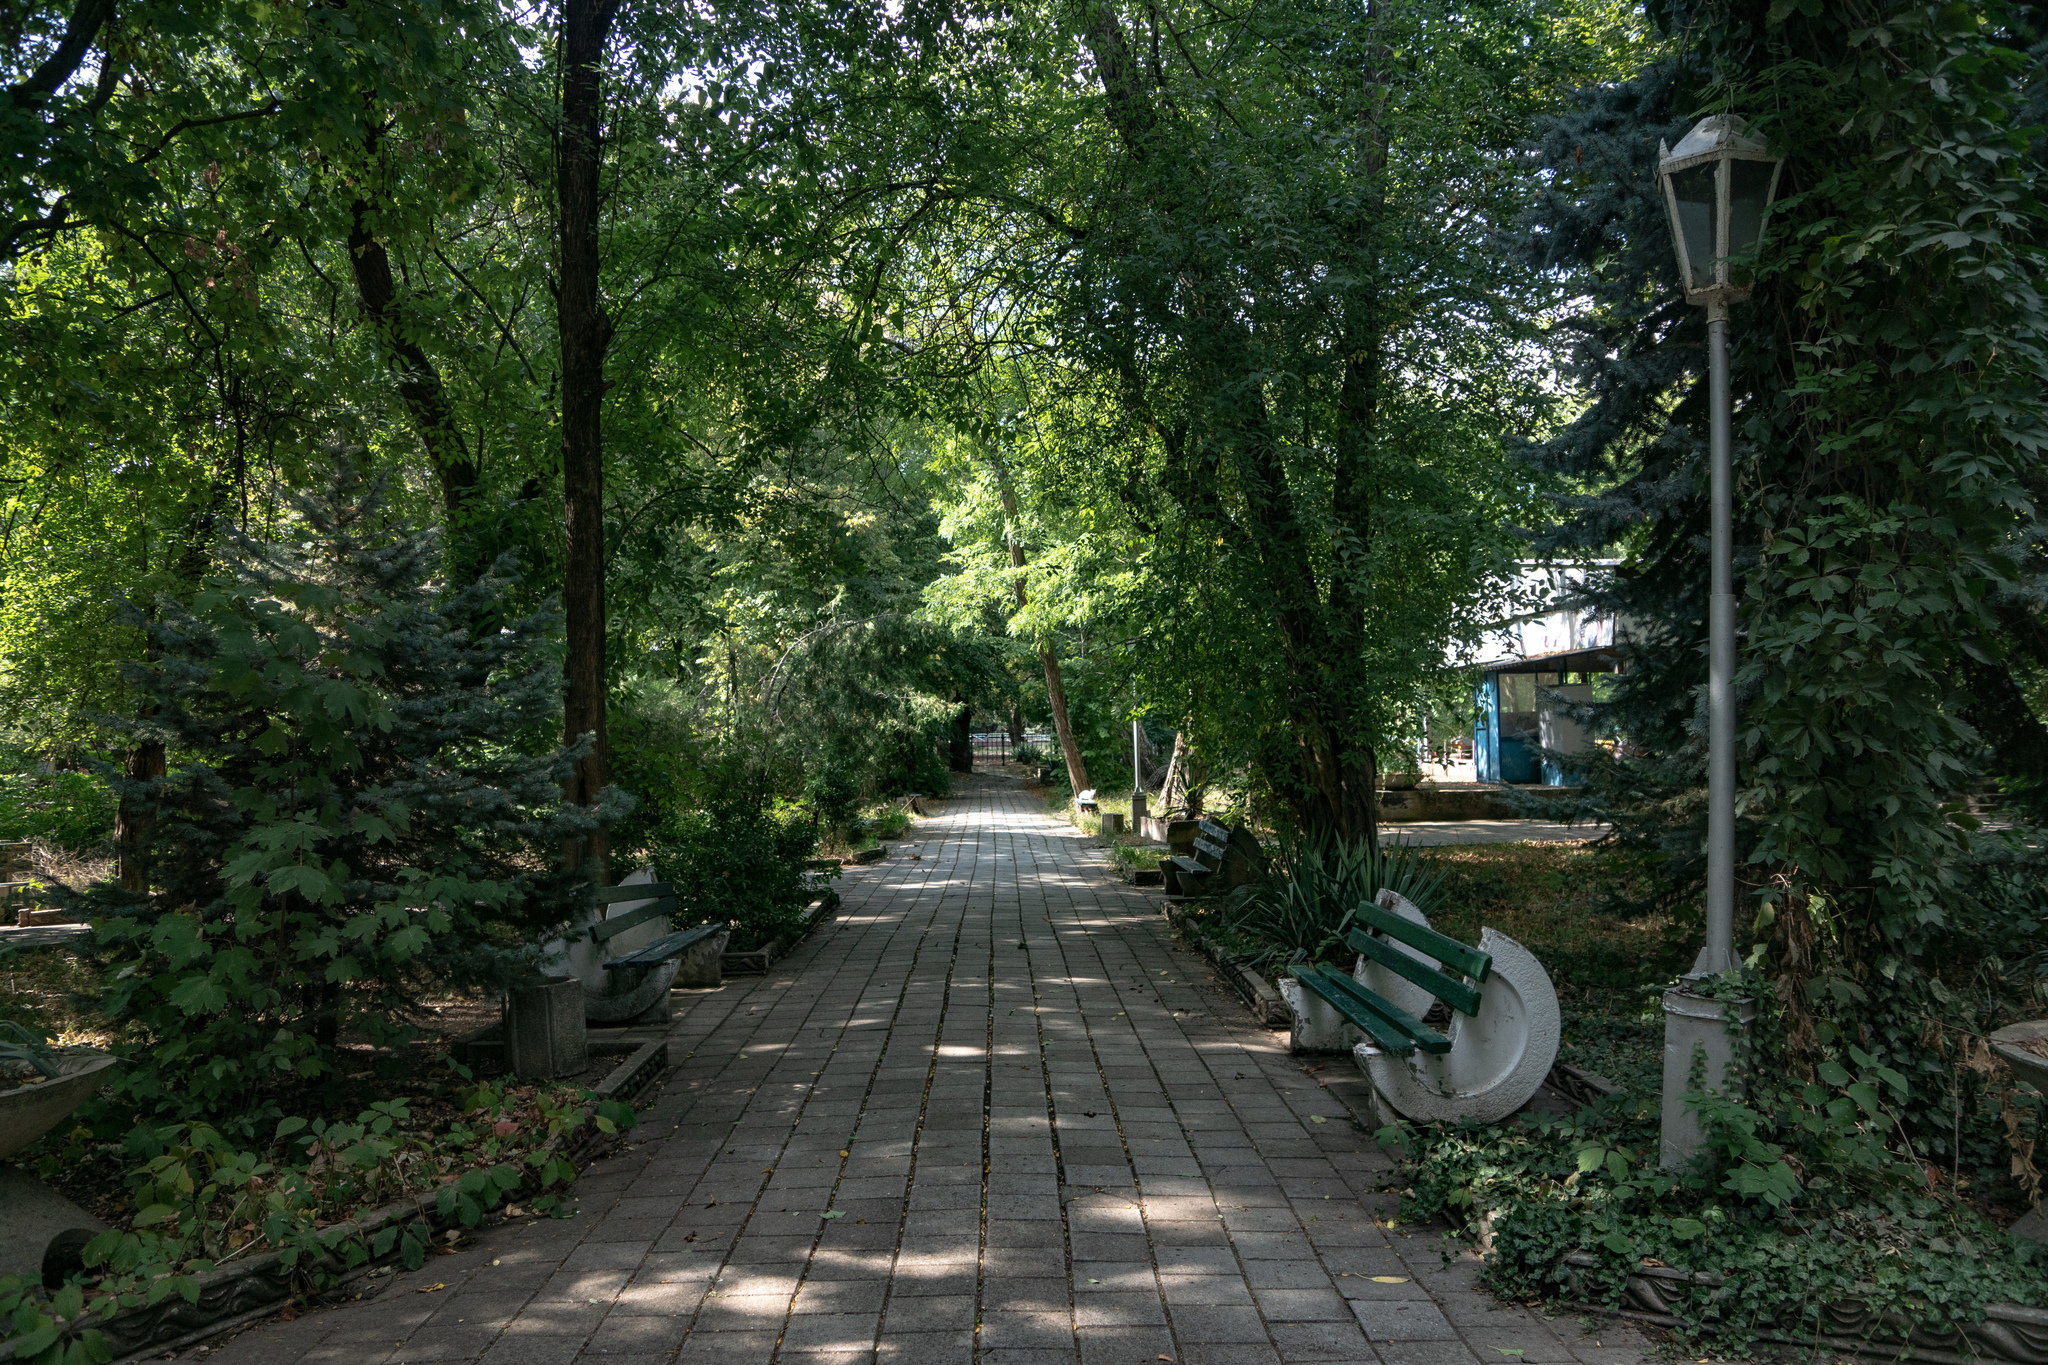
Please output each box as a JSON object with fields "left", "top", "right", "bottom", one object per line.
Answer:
{"left": 1657, "top": 115, "right": 1783, "bottom": 307}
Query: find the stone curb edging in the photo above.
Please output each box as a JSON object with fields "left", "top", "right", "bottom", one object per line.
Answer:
{"left": 1159, "top": 899, "right": 1289, "bottom": 1028}
{"left": 0, "top": 1041, "right": 670, "bottom": 1365}
{"left": 721, "top": 896, "right": 838, "bottom": 976}
{"left": 1559, "top": 1252, "right": 2048, "bottom": 1365}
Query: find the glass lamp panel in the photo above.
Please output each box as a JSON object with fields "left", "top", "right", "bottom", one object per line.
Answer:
{"left": 1726, "top": 158, "right": 1777, "bottom": 287}
{"left": 1668, "top": 163, "right": 1718, "bottom": 291}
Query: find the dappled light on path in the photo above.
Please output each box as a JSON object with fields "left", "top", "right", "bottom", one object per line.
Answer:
{"left": 196, "top": 772, "right": 1652, "bottom": 1365}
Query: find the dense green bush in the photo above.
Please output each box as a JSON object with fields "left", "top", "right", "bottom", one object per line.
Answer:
{"left": 652, "top": 790, "right": 818, "bottom": 953}
{"left": 803, "top": 764, "right": 862, "bottom": 847}
{"left": 1226, "top": 833, "right": 1446, "bottom": 970}
{"left": 0, "top": 765, "right": 115, "bottom": 855}
{"left": 74, "top": 475, "right": 617, "bottom": 1136}
{"left": 1387, "top": 966, "right": 2046, "bottom": 1358}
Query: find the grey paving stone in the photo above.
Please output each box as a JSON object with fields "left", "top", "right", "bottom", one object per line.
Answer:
{"left": 1370, "top": 1344, "right": 1483, "bottom": 1365}
{"left": 1263, "top": 1317, "right": 1379, "bottom": 1359}
{"left": 1075, "top": 1324, "right": 1177, "bottom": 1365}
{"left": 1166, "top": 1304, "right": 1272, "bottom": 1343}
{"left": 977, "top": 1311, "right": 1079, "bottom": 1349}
{"left": 1453, "top": 1327, "right": 1577, "bottom": 1362}
{"left": 782, "top": 1311, "right": 882, "bottom": 1351}
{"left": 1160, "top": 1275, "right": 1256, "bottom": 1306}
{"left": 882, "top": 1293, "right": 978, "bottom": 1333}
{"left": 672, "top": 1329, "right": 781, "bottom": 1363}
{"left": 583, "top": 1312, "right": 691, "bottom": 1354}
{"left": 1351, "top": 1301, "right": 1459, "bottom": 1341}
{"left": 1253, "top": 1287, "right": 1355, "bottom": 1321}
{"left": 475, "top": 1335, "right": 591, "bottom": 1365}
{"left": 1152, "top": 1246, "right": 1239, "bottom": 1275}
{"left": 874, "top": 1329, "right": 977, "bottom": 1365}
{"left": 1174, "top": 1343, "right": 1287, "bottom": 1365}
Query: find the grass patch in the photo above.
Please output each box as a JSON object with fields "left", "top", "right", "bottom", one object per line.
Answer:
{"left": 1424, "top": 840, "right": 1690, "bottom": 991}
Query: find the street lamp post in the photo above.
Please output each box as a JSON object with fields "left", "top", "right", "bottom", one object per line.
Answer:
{"left": 1653, "top": 115, "right": 1783, "bottom": 1167}
{"left": 1131, "top": 684, "right": 1148, "bottom": 825}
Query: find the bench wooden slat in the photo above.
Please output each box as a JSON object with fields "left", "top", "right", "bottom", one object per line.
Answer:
{"left": 1289, "top": 966, "right": 1413, "bottom": 1054}
{"left": 595, "top": 882, "right": 674, "bottom": 905}
{"left": 1165, "top": 856, "right": 1210, "bottom": 874}
{"left": 589, "top": 898, "right": 675, "bottom": 943}
{"left": 1342, "top": 926, "right": 1483, "bottom": 1017}
{"left": 1312, "top": 966, "right": 1454, "bottom": 1053}
{"left": 1288, "top": 965, "right": 1452, "bottom": 1056}
{"left": 1191, "top": 837, "right": 1227, "bottom": 864}
{"left": 1197, "top": 817, "right": 1231, "bottom": 843}
{"left": 603, "top": 922, "right": 721, "bottom": 969}
{"left": 1347, "top": 901, "right": 1493, "bottom": 984}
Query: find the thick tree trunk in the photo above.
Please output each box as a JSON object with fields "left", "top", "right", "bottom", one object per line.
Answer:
{"left": 949, "top": 700, "right": 974, "bottom": 773}
{"left": 114, "top": 740, "right": 164, "bottom": 892}
{"left": 558, "top": 0, "right": 619, "bottom": 881}
{"left": 1008, "top": 704, "right": 1025, "bottom": 745}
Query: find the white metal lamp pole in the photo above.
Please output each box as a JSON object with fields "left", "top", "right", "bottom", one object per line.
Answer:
{"left": 1654, "top": 114, "right": 1782, "bottom": 1164}
{"left": 1706, "top": 297, "right": 1736, "bottom": 975}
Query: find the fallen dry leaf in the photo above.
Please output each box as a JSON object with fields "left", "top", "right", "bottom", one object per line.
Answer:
{"left": 418, "top": 1283, "right": 446, "bottom": 1294}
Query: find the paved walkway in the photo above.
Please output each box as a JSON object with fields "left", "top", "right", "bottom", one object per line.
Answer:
{"left": 202, "top": 775, "right": 1651, "bottom": 1365}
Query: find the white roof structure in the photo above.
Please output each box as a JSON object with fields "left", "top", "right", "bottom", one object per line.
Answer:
{"left": 1468, "top": 562, "right": 1631, "bottom": 673}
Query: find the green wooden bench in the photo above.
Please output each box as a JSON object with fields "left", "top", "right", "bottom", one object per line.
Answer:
{"left": 586, "top": 881, "right": 725, "bottom": 972}
{"left": 1285, "top": 898, "right": 1493, "bottom": 1056}
{"left": 1163, "top": 816, "right": 1243, "bottom": 896}
{"left": 587, "top": 881, "right": 678, "bottom": 947}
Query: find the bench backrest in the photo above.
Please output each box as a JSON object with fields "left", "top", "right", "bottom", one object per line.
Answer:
{"left": 1339, "top": 898, "right": 1491, "bottom": 1017}
{"left": 589, "top": 881, "right": 678, "bottom": 945}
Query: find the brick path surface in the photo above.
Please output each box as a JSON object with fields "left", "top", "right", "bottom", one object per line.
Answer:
{"left": 201, "top": 773, "right": 1653, "bottom": 1365}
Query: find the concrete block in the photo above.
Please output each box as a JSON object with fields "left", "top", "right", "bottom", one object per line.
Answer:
{"left": 0, "top": 1167, "right": 107, "bottom": 1287}
{"left": 1658, "top": 982, "right": 1755, "bottom": 1168}
{"left": 1279, "top": 979, "right": 1363, "bottom": 1055}
{"left": 506, "top": 975, "right": 588, "bottom": 1080}
{"left": 674, "top": 927, "right": 730, "bottom": 988}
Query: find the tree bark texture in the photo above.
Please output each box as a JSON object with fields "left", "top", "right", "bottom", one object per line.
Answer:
{"left": 115, "top": 740, "right": 165, "bottom": 893}
{"left": 1157, "top": 730, "right": 1187, "bottom": 812}
{"left": 1078, "top": 5, "right": 1378, "bottom": 845}
{"left": 558, "top": 0, "right": 619, "bottom": 880}
{"left": 949, "top": 700, "right": 974, "bottom": 773}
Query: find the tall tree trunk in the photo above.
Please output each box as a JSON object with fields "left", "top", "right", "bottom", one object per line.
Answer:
{"left": 558, "top": 0, "right": 619, "bottom": 881}
{"left": 1158, "top": 730, "right": 1187, "bottom": 812}
{"left": 1040, "top": 648, "right": 1089, "bottom": 795}
{"left": 347, "top": 192, "right": 479, "bottom": 520}
{"left": 1008, "top": 704, "right": 1025, "bottom": 746}
{"left": 949, "top": 699, "right": 974, "bottom": 773}
{"left": 995, "top": 474, "right": 1091, "bottom": 794}
{"left": 114, "top": 740, "right": 164, "bottom": 892}
{"left": 1077, "top": 2, "right": 1380, "bottom": 844}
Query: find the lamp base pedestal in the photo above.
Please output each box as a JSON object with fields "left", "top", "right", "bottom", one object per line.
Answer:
{"left": 1659, "top": 977, "right": 1755, "bottom": 1169}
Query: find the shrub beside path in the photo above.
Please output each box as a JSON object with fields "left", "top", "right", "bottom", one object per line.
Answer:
{"left": 196, "top": 773, "right": 1654, "bottom": 1365}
